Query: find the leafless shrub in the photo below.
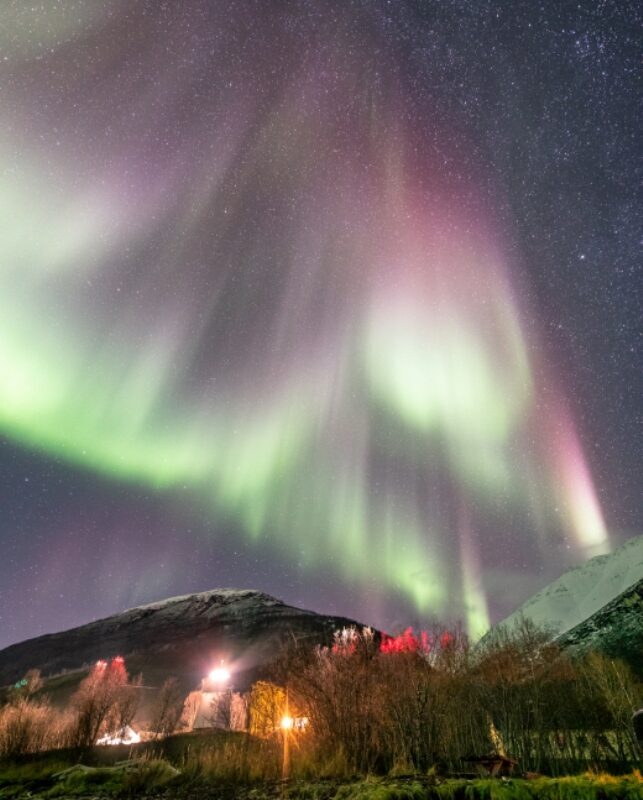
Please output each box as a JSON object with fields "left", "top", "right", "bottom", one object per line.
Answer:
{"left": 149, "top": 677, "right": 185, "bottom": 739}
{"left": 272, "top": 620, "right": 641, "bottom": 775}
{"left": 71, "top": 657, "right": 142, "bottom": 746}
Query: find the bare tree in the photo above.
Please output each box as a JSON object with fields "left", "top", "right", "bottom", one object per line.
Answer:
{"left": 181, "top": 691, "right": 201, "bottom": 731}
{"left": 71, "top": 657, "right": 141, "bottom": 746}
{"left": 209, "top": 689, "right": 233, "bottom": 729}
{"left": 149, "top": 677, "right": 185, "bottom": 739}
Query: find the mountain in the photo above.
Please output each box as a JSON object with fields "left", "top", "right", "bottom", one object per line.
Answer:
{"left": 494, "top": 536, "right": 642, "bottom": 637}
{"left": 491, "top": 536, "right": 643, "bottom": 671}
{"left": 0, "top": 589, "right": 364, "bottom": 690}
{"left": 557, "top": 578, "right": 643, "bottom": 668}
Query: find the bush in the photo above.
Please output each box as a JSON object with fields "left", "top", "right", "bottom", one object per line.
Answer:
{"left": 0, "top": 696, "right": 75, "bottom": 758}
{"left": 178, "top": 733, "right": 281, "bottom": 783}
{"left": 273, "top": 622, "right": 641, "bottom": 776}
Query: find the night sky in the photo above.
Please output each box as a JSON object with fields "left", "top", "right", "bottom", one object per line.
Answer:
{"left": 0, "top": 1, "right": 640, "bottom": 650}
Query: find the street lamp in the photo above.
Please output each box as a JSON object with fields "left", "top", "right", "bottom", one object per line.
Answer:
{"left": 280, "top": 704, "right": 293, "bottom": 780}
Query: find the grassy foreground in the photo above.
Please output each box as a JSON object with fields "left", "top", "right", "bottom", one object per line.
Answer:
{"left": 0, "top": 760, "right": 642, "bottom": 800}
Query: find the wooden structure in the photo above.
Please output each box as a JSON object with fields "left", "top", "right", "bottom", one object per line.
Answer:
{"left": 463, "top": 754, "right": 519, "bottom": 777}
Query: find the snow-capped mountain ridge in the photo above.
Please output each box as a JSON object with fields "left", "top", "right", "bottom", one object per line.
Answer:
{"left": 496, "top": 535, "right": 643, "bottom": 637}
{"left": 125, "top": 588, "right": 279, "bottom": 613}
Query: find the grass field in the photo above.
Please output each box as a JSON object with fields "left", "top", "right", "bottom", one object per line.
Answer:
{"left": 0, "top": 755, "right": 641, "bottom": 799}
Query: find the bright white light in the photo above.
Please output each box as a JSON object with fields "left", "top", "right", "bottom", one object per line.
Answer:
{"left": 208, "top": 666, "right": 231, "bottom": 684}
{"left": 96, "top": 726, "right": 141, "bottom": 746}
{"left": 281, "top": 715, "right": 294, "bottom": 730}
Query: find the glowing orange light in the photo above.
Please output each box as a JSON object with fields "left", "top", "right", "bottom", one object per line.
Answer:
{"left": 281, "top": 715, "right": 294, "bottom": 731}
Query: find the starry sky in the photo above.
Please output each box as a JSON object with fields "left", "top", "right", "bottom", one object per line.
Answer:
{"left": 0, "top": 1, "right": 640, "bottom": 650}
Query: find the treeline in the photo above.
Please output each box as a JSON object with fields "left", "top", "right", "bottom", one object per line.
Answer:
{"left": 0, "top": 619, "right": 640, "bottom": 778}
{"left": 273, "top": 620, "right": 641, "bottom": 776}
{"left": 1, "top": 658, "right": 144, "bottom": 756}
{"left": 0, "top": 654, "right": 194, "bottom": 759}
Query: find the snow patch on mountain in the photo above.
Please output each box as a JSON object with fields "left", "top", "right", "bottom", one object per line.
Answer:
{"left": 125, "top": 589, "right": 280, "bottom": 615}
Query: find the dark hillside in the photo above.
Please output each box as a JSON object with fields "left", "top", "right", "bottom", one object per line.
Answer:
{"left": 0, "top": 589, "right": 364, "bottom": 689}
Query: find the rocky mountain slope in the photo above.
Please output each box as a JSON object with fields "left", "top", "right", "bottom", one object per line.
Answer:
{"left": 0, "top": 589, "right": 363, "bottom": 689}
{"left": 557, "top": 577, "right": 643, "bottom": 667}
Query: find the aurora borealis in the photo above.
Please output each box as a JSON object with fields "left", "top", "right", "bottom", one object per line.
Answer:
{"left": 0, "top": 1, "right": 640, "bottom": 648}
